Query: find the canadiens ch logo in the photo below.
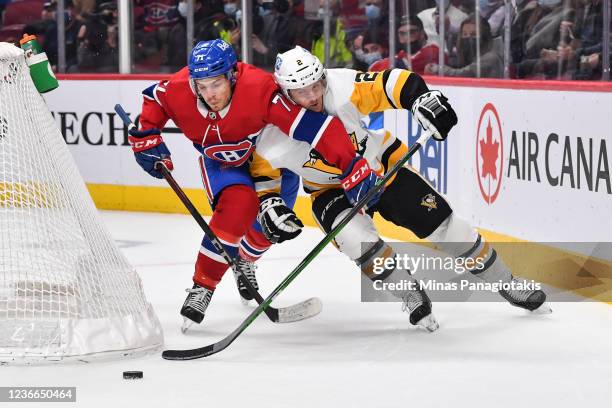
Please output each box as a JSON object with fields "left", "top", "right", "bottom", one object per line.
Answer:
{"left": 145, "top": 3, "right": 176, "bottom": 25}
{"left": 421, "top": 193, "right": 437, "bottom": 211}
{"left": 203, "top": 140, "right": 255, "bottom": 166}
{"left": 476, "top": 103, "right": 504, "bottom": 204}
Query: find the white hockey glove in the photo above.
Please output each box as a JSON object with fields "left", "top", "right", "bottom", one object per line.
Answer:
{"left": 411, "top": 90, "right": 458, "bottom": 141}
{"left": 258, "top": 193, "right": 304, "bottom": 244}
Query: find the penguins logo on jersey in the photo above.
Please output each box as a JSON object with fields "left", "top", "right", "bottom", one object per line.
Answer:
{"left": 303, "top": 150, "right": 342, "bottom": 178}
{"left": 421, "top": 193, "right": 438, "bottom": 211}
{"left": 350, "top": 131, "right": 368, "bottom": 156}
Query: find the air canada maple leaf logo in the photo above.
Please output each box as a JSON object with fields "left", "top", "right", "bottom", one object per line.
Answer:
{"left": 476, "top": 103, "right": 503, "bottom": 204}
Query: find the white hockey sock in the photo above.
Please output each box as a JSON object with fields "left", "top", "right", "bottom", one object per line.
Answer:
{"left": 427, "top": 213, "right": 512, "bottom": 283}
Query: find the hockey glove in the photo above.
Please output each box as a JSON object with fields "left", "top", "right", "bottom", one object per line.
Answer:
{"left": 128, "top": 128, "right": 174, "bottom": 179}
{"left": 340, "top": 156, "right": 383, "bottom": 209}
{"left": 258, "top": 193, "right": 304, "bottom": 244}
{"left": 411, "top": 90, "right": 458, "bottom": 141}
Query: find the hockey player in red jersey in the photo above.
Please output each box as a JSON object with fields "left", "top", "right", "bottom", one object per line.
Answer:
{"left": 129, "top": 39, "right": 381, "bottom": 330}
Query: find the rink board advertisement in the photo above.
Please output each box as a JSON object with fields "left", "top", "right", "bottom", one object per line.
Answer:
{"left": 44, "top": 78, "right": 611, "bottom": 246}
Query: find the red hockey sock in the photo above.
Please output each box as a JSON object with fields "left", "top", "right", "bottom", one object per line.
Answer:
{"left": 239, "top": 227, "right": 272, "bottom": 261}
{"left": 192, "top": 185, "right": 259, "bottom": 289}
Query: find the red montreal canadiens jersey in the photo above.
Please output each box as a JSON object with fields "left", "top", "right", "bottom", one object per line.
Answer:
{"left": 137, "top": 62, "right": 356, "bottom": 170}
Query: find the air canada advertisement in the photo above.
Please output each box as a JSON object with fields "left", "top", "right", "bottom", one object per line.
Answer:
{"left": 45, "top": 80, "right": 611, "bottom": 243}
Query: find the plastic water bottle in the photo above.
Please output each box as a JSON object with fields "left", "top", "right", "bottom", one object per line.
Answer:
{"left": 19, "top": 33, "right": 59, "bottom": 93}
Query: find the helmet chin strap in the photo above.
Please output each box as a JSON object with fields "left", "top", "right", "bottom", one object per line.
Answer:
{"left": 282, "top": 87, "right": 296, "bottom": 104}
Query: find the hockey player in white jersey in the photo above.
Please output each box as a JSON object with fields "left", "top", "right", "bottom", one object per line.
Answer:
{"left": 252, "top": 46, "right": 551, "bottom": 320}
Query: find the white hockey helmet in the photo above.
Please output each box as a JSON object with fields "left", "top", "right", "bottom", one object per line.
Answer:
{"left": 274, "top": 46, "right": 325, "bottom": 98}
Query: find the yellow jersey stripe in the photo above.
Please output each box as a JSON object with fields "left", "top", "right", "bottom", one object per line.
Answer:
{"left": 350, "top": 72, "right": 395, "bottom": 115}
{"left": 392, "top": 70, "right": 411, "bottom": 109}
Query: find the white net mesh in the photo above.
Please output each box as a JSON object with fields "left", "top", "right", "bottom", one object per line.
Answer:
{"left": 0, "top": 42, "right": 163, "bottom": 364}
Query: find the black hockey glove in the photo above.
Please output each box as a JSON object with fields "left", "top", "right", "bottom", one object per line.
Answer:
{"left": 411, "top": 91, "right": 458, "bottom": 141}
{"left": 257, "top": 193, "right": 304, "bottom": 244}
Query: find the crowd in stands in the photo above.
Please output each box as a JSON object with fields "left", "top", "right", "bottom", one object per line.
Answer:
{"left": 0, "top": 0, "right": 609, "bottom": 79}
{"left": 0, "top": 0, "right": 119, "bottom": 72}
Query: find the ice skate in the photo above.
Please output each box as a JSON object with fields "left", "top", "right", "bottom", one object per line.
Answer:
{"left": 180, "top": 284, "right": 214, "bottom": 333}
{"left": 232, "top": 257, "right": 259, "bottom": 306}
{"left": 499, "top": 278, "right": 552, "bottom": 314}
{"left": 401, "top": 288, "right": 439, "bottom": 332}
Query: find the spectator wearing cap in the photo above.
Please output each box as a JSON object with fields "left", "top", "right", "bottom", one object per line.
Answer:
{"left": 369, "top": 15, "right": 445, "bottom": 74}
{"left": 41, "top": 1, "right": 56, "bottom": 20}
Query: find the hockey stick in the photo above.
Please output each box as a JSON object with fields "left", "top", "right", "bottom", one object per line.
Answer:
{"left": 114, "top": 103, "right": 322, "bottom": 324}
{"left": 157, "top": 165, "right": 322, "bottom": 323}
{"left": 161, "top": 128, "right": 434, "bottom": 360}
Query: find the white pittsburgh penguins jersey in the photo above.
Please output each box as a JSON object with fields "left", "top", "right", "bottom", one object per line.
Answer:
{"left": 253, "top": 68, "right": 421, "bottom": 193}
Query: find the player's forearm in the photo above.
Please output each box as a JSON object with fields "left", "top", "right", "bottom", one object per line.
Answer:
{"left": 311, "top": 118, "right": 358, "bottom": 171}
{"left": 398, "top": 71, "right": 430, "bottom": 111}
{"left": 138, "top": 98, "right": 170, "bottom": 132}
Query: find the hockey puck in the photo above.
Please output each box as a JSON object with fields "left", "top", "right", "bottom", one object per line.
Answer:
{"left": 123, "top": 371, "right": 143, "bottom": 380}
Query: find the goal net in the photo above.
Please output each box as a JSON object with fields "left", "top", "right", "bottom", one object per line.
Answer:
{"left": 0, "top": 42, "right": 163, "bottom": 364}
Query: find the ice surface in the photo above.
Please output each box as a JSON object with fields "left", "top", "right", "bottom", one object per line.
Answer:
{"left": 1, "top": 211, "right": 610, "bottom": 408}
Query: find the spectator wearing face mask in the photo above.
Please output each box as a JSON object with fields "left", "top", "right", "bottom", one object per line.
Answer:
{"left": 350, "top": 28, "right": 387, "bottom": 71}
{"left": 365, "top": 0, "right": 382, "bottom": 26}
{"left": 369, "top": 15, "right": 445, "bottom": 74}
{"left": 425, "top": 14, "right": 503, "bottom": 77}
{"left": 252, "top": 0, "right": 298, "bottom": 70}
{"left": 223, "top": 0, "right": 239, "bottom": 18}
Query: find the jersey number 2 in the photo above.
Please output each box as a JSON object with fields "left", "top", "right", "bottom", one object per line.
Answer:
{"left": 355, "top": 72, "right": 378, "bottom": 82}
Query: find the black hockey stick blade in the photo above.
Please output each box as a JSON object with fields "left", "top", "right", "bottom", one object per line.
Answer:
{"left": 161, "top": 129, "right": 433, "bottom": 360}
